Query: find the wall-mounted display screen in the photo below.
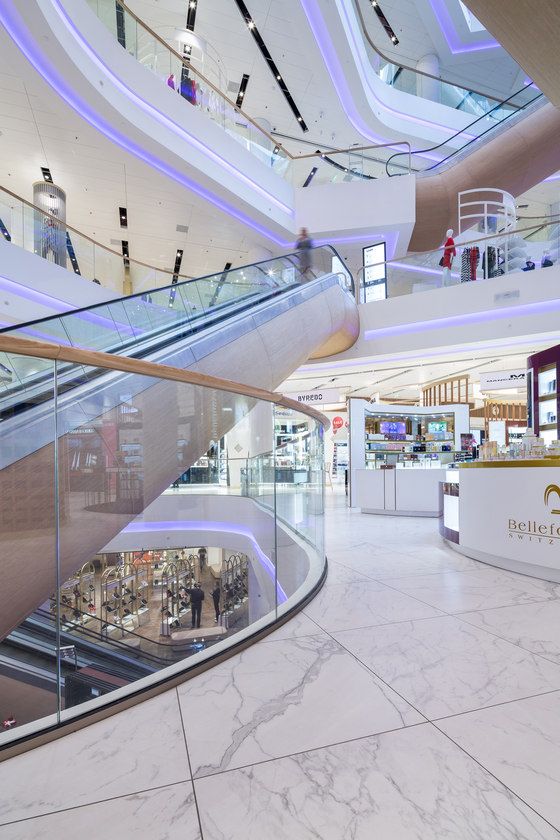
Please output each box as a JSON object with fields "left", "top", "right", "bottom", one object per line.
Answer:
{"left": 428, "top": 421, "right": 447, "bottom": 433}
{"left": 362, "top": 242, "right": 387, "bottom": 302}
{"left": 380, "top": 421, "right": 406, "bottom": 436}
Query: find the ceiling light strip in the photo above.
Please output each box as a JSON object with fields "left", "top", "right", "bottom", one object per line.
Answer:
{"left": 232, "top": 0, "right": 309, "bottom": 132}
{"left": 235, "top": 73, "right": 250, "bottom": 108}
{"left": 369, "top": 1, "right": 399, "bottom": 45}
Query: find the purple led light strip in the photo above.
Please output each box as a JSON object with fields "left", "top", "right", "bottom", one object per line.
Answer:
{"left": 123, "top": 519, "right": 287, "bottom": 603}
{"left": 365, "top": 296, "right": 560, "bottom": 340}
{"left": 298, "top": 331, "right": 560, "bottom": 371}
{"left": 336, "top": 0, "right": 476, "bottom": 143}
{"left": 0, "top": 1, "right": 288, "bottom": 247}
{"left": 429, "top": 0, "right": 500, "bottom": 54}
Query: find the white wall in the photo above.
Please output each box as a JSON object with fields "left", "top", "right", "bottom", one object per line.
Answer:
{"left": 295, "top": 175, "right": 415, "bottom": 249}
{"left": 326, "top": 266, "right": 560, "bottom": 362}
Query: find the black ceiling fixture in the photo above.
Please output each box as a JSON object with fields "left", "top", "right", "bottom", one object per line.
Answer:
{"left": 169, "top": 248, "right": 184, "bottom": 307}
{"left": 0, "top": 218, "right": 11, "bottom": 241}
{"left": 115, "top": 1, "right": 126, "bottom": 48}
{"left": 172, "top": 249, "right": 184, "bottom": 282}
{"left": 302, "top": 167, "right": 318, "bottom": 188}
{"left": 236, "top": 73, "right": 250, "bottom": 108}
{"left": 186, "top": 0, "right": 198, "bottom": 31}
{"left": 232, "top": 0, "right": 308, "bottom": 131}
{"left": 181, "top": 0, "right": 198, "bottom": 91}
{"left": 370, "top": 0, "right": 399, "bottom": 45}
{"left": 209, "top": 262, "right": 233, "bottom": 307}
{"left": 66, "top": 232, "right": 81, "bottom": 275}
{"left": 41, "top": 167, "right": 53, "bottom": 183}
{"left": 121, "top": 240, "right": 130, "bottom": 268}
{"left": 118, "top": 206, "right": 128, "bottom": 228}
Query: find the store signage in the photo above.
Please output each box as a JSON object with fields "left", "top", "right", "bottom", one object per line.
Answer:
{"left": 479, "top": 370, "right": 526, "bottom": 391}
{"left": 460, "top": 468, "right": 560, "bottom": 565}
{"left": 332, "top": 416, "right": 344, "bottom": 431}
{"left": 285, "top": 389, "right": 341, "bottom": 406}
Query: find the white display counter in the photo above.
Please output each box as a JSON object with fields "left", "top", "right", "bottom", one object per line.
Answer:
{"left": 355, "top": 467, "right": 447, "bottom": 517}
{"left": 442, "top": 460, "right": 560, "bottom": 582}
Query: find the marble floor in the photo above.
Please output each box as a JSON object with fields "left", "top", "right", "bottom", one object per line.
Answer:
{"left": 2, "top": 493, "right": 560, "bottom": 838}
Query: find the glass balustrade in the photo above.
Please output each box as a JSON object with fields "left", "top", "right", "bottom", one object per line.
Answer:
{"left": 0, "top": 342, "right": 327, "bottom": 747}
{"left": 84, "top": 0, "right": 543, "bottom": 183}
{"left": 0, "top": 244, "right": 352, "bottom": 404}
{"left": 357, "top": 219, "right": 560, "bottom": 302}
{"left": 0, "top": 185, "right": 189, "bottom": 296}
{"left": 86, "top": 0, "right": 291, "bottom": 177}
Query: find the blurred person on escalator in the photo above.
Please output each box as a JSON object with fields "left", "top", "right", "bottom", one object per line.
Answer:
{"left": 295, "top": 228, "right": 313, "bottom": 278}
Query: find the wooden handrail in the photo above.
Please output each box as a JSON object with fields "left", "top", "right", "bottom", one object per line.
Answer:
{"left": 0, "top": 184, "right": 194, "bottom": 282}
{"left": 0, "top": 334, "right": 329, "bottom": 428}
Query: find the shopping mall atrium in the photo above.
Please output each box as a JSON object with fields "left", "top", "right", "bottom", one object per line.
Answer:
{"left": 1, "top": 0, "right": 560, "bottom": 836}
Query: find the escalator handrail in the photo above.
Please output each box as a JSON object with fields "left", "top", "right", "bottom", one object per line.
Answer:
{"left": 0, "top": 244, "right": 353, "bottom": 338}
{"left": 385, "top": 84, "right": 544, "bottom": 174}
{"left": 33, "top": 608, "right": 169, "bottom": 667}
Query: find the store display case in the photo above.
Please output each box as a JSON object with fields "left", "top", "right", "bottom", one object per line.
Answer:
{"left": 363, "top": 411, "right": 458, "bottom": 469}
{"left": 528, "top": 345, "right": 560, "bottom": 445}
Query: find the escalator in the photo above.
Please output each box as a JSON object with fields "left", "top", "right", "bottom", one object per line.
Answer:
{"left": 0, "top": 247, "right": 358, "bottom": 640}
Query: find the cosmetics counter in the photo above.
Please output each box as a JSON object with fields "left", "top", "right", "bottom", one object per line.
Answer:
{"left": 348, "top": 400, "right": 470, "bottom": 515}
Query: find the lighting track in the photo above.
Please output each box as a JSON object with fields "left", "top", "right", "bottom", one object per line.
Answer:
{"left": 232, "top": 0, "right": 309, "bottom": 131}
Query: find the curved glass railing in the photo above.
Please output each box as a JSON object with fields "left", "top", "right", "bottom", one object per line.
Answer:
{"left": 353, "top": 0, "right": 539, "bottom": 117}
{"left": 83, "top": 0, "right": 415, "bottom": 181}
{"left": 0, "top": 184, "right": 195, "bottom": 296}
{"left": 0, "top": 335, "right": 327, "bottom": 749}
{"left": 0, "top": 240, "right": 351, "bottom": 354}
{"left": 385, "top": 85, "right": 544, "bottom": 175}
{"left": 356, "top": 218, "right": 560, "bottom": 302}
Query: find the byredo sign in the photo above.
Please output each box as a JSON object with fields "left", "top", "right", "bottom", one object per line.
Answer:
{"left": 460, "top": 468, "right": 560, "bottom": 570}
{"left": 479, "top": 370, "right": 526, "bottom": 392}
{"left": 285, "top": 389, "right": 341, "bottom": 406}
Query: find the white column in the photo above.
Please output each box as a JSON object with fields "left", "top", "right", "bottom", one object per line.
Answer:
{"left": 417, "top": 53, "right": 440, "bottom": 103}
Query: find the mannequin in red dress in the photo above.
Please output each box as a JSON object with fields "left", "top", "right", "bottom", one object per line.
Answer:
{"left": 441, "top": 228, "right": 456, "bottom": 286}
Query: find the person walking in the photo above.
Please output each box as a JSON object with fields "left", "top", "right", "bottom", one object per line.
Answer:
{"left": 295, "top": 228, "right": 313, "bottom": 278}
{"left": 189, "top": 583, "right": 204, "bottom": 629}
{"left": 211, "top": 582, "right": 221, "bottom": 622}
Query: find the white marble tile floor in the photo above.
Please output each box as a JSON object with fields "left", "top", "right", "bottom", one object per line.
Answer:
{"left": 3, "top": 493, "right": 560, "bottom": 838}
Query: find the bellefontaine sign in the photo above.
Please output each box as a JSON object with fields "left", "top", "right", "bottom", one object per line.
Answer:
{"left": 479, "top": 370, "right": 526, "bottom": 392}
{"left": 460, "top": 467, "right": 560, "bottom": 570}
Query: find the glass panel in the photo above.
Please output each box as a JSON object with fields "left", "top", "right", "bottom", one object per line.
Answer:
{"left": 0, "top": 341, "right": 326, "bottom": 744}
{"left": 0, "top": 354, "right": 59, "bottom": 742}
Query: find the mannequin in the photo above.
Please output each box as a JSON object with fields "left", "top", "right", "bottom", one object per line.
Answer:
{"left": 441, "top": 228, "right": 456, "bottom": 286}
